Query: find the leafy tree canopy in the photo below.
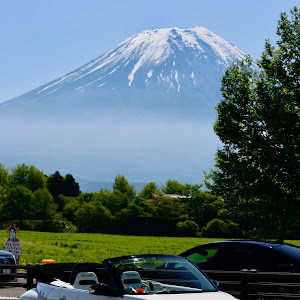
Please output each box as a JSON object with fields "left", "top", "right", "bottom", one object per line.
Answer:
{"left": 161, "top": 180, "right": 186, "bottom": 195}
{"left": 47, "top": 171, "right": 64, "bottom": 199}
{"left": 76, "top": 200, "right": 113, "bottom": 232}
{"left": 6, "top": 185, "right": 33, "bottom": 226}
{"left": 10, "top": 163, "right": 46, "bottom": 192}
{"left": 64, "top": 174, "right": 81, "bottom": 197}
{"left": 206, "top": 7, "right": 300, "bottom": 236}
{"left": 0, "top": 164, "right": 9, "bottom": 208}
{"left": 104, "top": 190, "right": 129, "bottom": 215}
{"left": 0, "top": 163, "right": 9, "bottom": 187}
{"left": 47, "top": 171, "right": 81, "bottom": 211}
{"left": 139, "top": 182, "right": 161, "bottom": 199}
{"left": 113, "top": 174, "right": 136, "bottom": 197}
{"left": 161, "top": 180, "right": 202, "bottom": 196}
{"left": 31, "top": 188, "right": 59, "bottom": 229}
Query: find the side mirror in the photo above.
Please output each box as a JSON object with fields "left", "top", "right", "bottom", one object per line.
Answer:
{"left": 89, "top": 283, "right": 114, "bottom": 296}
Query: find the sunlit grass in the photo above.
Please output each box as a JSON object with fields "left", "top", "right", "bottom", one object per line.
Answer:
{"left": 2, "top": 231, "right": 299, "bottom": 265}
{"left": 0, "top": 231, "right": 227, "bottom": 264}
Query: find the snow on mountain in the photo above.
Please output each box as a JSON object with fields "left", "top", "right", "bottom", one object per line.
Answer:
{"left": 38, "top": 26, "right": 245, "bottom": 91}
{"left": 1, "top": 26, "right": 249, "bottom": 119}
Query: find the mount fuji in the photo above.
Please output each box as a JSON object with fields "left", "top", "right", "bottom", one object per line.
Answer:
{"left": 0, "top": 27, "right": 251, "bottom": 186}
{"left": 1, "top": 26, "right": 247, "bottom": 119}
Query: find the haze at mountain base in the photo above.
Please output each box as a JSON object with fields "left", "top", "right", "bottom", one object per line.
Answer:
{"left": 0, "top": 114, "right": 219, "bottom": 184}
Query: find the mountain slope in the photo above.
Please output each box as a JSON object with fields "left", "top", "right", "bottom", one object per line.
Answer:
{"left": 1, "top": 27, "right": 248, "bottom": 120}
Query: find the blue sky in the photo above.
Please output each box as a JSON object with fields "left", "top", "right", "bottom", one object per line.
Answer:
{"left": 0, "top": 0, "right": 299, "bottom": 103}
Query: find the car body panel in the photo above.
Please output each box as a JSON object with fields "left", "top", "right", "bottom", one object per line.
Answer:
{"left": 21, "top": 282, "right": 235, "bottom": 300}
{"left": 17, "top": 288, "right": 40, "bottom": 300}
{"left": 19, "top": 254, "right": 237, "bottom": 300}
{"left": 38, "top": 282, "right": 112, "bottom": 300}
{"left": 180, "top": 241, "right": 300, "bottom": 272}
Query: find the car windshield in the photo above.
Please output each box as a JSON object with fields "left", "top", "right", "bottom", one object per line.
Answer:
{"left": 0, "top": 257, "right": 14, "bottom": 264}
{"left": 110, "top": 254, "right": 217, "bottom": 295}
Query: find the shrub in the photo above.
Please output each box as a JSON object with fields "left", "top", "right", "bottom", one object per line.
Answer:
{"left": 175, "top": 220, "right": 199, "bottom": 237}
{"left": 201, "top": 219, "right": 240, "bottom": 238}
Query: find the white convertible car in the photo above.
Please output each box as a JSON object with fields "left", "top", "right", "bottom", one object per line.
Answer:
{"left": 20, "top": 254, "right": 236, "bottom": 299}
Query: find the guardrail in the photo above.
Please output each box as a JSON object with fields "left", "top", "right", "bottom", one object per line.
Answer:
{"left": 203, "top": 269, "right": 300, "bottom": 300}
{"left": 1, "top": 264, "right": 300, "bottom": 299}
{"left": 0, "top": 263, "right": 36, "bottom": 290}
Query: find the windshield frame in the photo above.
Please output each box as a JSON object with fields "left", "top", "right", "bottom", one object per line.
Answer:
{"left": 104, "top": 254, "right": 218, "bottom": 296}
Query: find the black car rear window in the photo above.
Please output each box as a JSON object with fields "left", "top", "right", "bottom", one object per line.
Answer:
{"left": 274, "top": 245, "right": 300, "bottom": 263}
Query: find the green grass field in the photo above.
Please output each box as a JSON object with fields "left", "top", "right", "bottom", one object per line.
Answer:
{"left": 0, "top": 231, "right": 225, "bottom": 265}
{"left": 1, "top": 231, "right": 300, "bottom": 265}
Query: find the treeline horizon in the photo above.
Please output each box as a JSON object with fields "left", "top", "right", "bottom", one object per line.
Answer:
{"left": 0, "top": 162, "right": 241, "bottom": 238}
{"left": 1, "top": 162, "right": 298, "bottom": 240}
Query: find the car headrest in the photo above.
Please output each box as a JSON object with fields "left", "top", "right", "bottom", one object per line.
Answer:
{"left": 121, "top": 271, "right": 143, "bottom": 289}
{"left": 73, "top": 272, "right": 99, "bottom": 290}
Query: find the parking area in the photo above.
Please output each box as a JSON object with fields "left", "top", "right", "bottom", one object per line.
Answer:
{"left": 0, "top": 278, "right": 26, "bottom": 299}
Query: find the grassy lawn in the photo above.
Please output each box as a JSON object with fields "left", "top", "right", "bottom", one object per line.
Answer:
{"left": 0, "top": 231, "right": 227, "bottom": 265}
{"left": 1, "top": 231, "right": 300, "bottom": 265}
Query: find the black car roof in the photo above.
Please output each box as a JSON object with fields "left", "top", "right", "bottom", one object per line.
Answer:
{"left": 199, "top": 240, "right": 285, "bottom": 247}
{"left": 0, "top": 250, "right": 14, "bottom": 257}
{"left": 180, "top": 240, "right": 300, "bottom": 253}
{"left": 181, "top": 240, "right": 300, "bottom": 261}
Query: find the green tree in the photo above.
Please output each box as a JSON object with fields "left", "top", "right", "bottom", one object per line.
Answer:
{"left": 145, "top": 195, "right": 188, "bottom": 235}
{"left": 47, "top": 171, "right": 64, "bottom": 199}
{"left": 76, "top": 200, "right": 113, "bottom": 232}
{"left": 10, "top": 164, "right": 46, "bottom": 192}
{"left": 47, "top": 171, "right": 65, "bottom": 211}
{"left": 185, "top": 191, "right": 222, "bottom": 229}
{"left": 32, "top": 188, "right": 59, "bottom": 230}
{"left": 5, "top": 185, "right": 33, "bottom": 227}
{"left": 183, "top": 183, "right": 203, "bottom": 196}
{"left": 150, "top": 195, "right": 187, "bottom": 222}
{"left": 0, "top": 163, "right": 9, "bottom": 187}
{"left": 62, "top": 192, "right": 108, "bottom": 223}
{"left": 63, "top": 174, "right": 81, "bottom": 197}
{"left": 161, "top": 180, "right": 186, "bottom": 195}
{"left": 161, "top": 180, "right": 202, "bottom": 196}
{"left": 118, "top": 197, "right": 148, "bottom": 219}
{"left": 113, "top": 174, "right": 136, "bottom": 197}
{"left": 47, "top": 171, "right": 81, "bottom": 211}
{"left": 62, "top": 196, "right": 80, "bottom": 222}
{"left": 104, "top": 190, "right": 129, "bottom": 216}
{"left": 0, "top": 164, "right": 10, "bottom": 221}
{"left": 207, "top": 7, "right": 300, "bottom": 237}
{"left": 139, "top": 182, "right": 161, "bottom": 199}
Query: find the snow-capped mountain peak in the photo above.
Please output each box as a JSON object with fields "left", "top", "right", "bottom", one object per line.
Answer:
{"left": 1, "top": 26, "right": 249, "bottom": 116}
{"left": 32, "top": 27, "right": 246, "bottom": 96}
